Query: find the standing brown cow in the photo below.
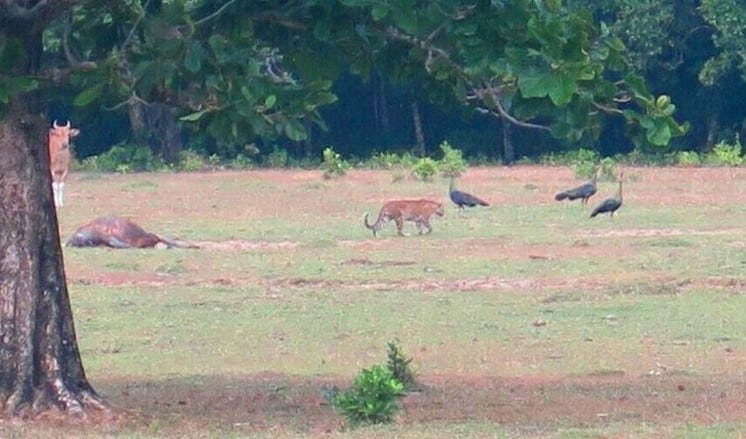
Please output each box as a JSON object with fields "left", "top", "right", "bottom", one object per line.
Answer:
{"left": 48, "top": 120, "right": 80, "bottom": 207}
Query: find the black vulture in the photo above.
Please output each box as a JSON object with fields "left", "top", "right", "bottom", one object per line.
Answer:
{"left": 449, "top": 178, "right": 489, "bottom": 212}
{"left": 555, "top": 168, "right": 600, "bottom": 206}
{"left": 590, "top": 171, "right": 625, "bottom": 218}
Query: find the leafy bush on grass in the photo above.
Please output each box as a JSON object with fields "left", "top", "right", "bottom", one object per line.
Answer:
{"left": 597, "top": 157, "right": 619, "bottom": 180}
{"left": 81, "top": 143, "right": 165, "bottom": 173}
{"left": 366, "top": 151, "right": 416, "bottom": 170}
{"left": 539, "top": 149, "right": 619, "bottom": 180}
{"left": 538, "top": 148, "right": 597, "bottom": 166}
{"left": 230, "top": 154, "right": 254, "bottom": 169}
{"left": 673, "top": 150, "right": 702, "bottom": 167}
{"left": 266, "top": 147, "right": 289, "bottom": 168}
{"left": 707, "top": 138, "right": 743, "bottom": 166}
{"left": 176, "top": 149, "right": 209, "bottom": 172}
{"left": 569, "top": 149, "right": 602, "bottom": 179}
{"left": 386, "top": 340, "right": 417, "bottom": 391}
{"left": 332, "top": 364, "right": 405, "bottom": 427}
{"left": 438, "top": 140, "right": 467, "bottom": 177}
{"left": 321, "top": 147, "right": 351, "bottom": 179}
{"left": 411, "top": 157, "right": 439, "bottom": 181}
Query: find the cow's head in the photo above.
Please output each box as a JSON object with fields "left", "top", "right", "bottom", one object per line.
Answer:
{"left": 49, "top": 120, "right": 80, "bottom": 149}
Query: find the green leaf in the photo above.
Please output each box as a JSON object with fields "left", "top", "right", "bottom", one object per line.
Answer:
{"left": 264, "top": 95, "right": 277, "bottom": 109}
{"left": 180, "top": 109, "right": 210, "bottom": 122}
{"left": 339, "top": 0, "right": 369, "bottom": 5}
{"left": 283, "top": 118, "right": 308, "bottom": 141}
{"left": 646, "top": 120, "right": 672, "bottom": 146}
{"left": 518, "top": 70, "right": 551, "bottom": 99}
{"left": 208, "top": 34, "right": 229, "bottom": 63}
{"left": 371, "top": 5, "right": 389, "bottom": 21}
{"left": 73, "top": 85, "right": 102, "bottom": 107}
{"left": 0, "top": 38, "right": 23, "bottom": 73}
{"left": 184, "top": 41, "right": 205, "bottom": 73}
{"left": 548, "top": 73, "right": 578, "bottom": 106}
{"left": 624, "top": 73, "right": 653, "bottom": 103}
{"left": 311, "top": 92, "right": 338, "bottom": 106}
{"left": 0, "top": 76, "right": 38, "bottom": 103}
{"left": 390, "top": 5, "right": 419, "bottom": 34}
{"left": 240, "top": 86, "right": 253, "bottom": 102}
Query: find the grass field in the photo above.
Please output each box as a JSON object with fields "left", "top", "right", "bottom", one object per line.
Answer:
{"left": 3, "top": 166, "right": 744, "bottom": 438}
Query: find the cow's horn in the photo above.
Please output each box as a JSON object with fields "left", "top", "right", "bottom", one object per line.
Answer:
{"left": 53, "top": 120, "right": 61, "bottom": 128}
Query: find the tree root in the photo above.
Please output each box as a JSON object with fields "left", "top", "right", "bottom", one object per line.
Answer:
{"left": 4, "top": 385, "right": 109, "bottom": 421}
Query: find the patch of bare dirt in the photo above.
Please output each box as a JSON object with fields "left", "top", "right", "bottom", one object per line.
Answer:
{"left": 71, "top": 269, "right": 743, "bottom": 294}
{"left": 84, "top": 372, "right": 745, "bottom": 436}
{"left": 340, "top": 257, "right": 416, "bottom": 267}
{"left": 193, "top": 239, "right": 300, "bottom": 251}
{"left": 581, "top": 228, "right": 744, "bottom": 238}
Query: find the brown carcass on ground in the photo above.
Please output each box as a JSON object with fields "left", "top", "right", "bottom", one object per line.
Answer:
{"left": 66, "top": 216, "right": 198, "bottom": 249}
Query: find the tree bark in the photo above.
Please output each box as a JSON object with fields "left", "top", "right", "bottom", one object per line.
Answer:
{"left": 411, "top": 101, "right": 426, "bottom": 156}
{"left": 0, "top": 99, "right": 107, "bottom": 419}
{"left": 501, "top": 115, "right": 514, "bottom": 165}
{"left": 704, "top": 112, "right": 719, "bottom": 152}
{"left": 372, "top": 71, "right": 390, "bottom": 135}
{"left": 128, "top": 100, "right": 183, "bottom": 164}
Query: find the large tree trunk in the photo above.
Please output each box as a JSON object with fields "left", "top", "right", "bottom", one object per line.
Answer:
{"left": 0, "top": 100, "right": 107, "bottom": 419}
{"left": 129, "top": 100, "right": 182, "bottom": 164}
{"left": 411, "top": 101, "right": 426, "bottom": 156}
{"left": 704, "top": 112, "right": 719, "bottom": 152}
{"left": 501, "top": 116, "right": 515, "bottom": 165}
{"left": 372, "top": 71, "right": 390, "bottom": 135}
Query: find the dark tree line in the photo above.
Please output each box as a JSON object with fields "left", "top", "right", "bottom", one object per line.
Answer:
{"left": 33, "top": 0, "right": 700, "bottom": 166}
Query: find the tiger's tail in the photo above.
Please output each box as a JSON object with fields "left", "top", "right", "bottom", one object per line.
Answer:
{"left": 363, "top": 212, "right": 380, "bottom": 237}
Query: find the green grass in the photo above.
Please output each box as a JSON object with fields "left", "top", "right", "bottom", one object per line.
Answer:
{"left": 5, "top": 167, "right": 745, "bottom": 438}
{"left": 71, "top": 280, "right": 743, "bottom": 379}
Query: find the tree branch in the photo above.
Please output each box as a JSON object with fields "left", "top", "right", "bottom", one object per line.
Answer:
{"left": 0, "top": 0, "right": 81, "bottom": 34}
{"left": 592, "top": 101, "right": 624, "bottom": 115}
{"left": 384, "top": 25, "right": 550, "bottom": 132}
{"left": 193, "top": 0, "right": 238, "bottom": 27}
{"left": 121, "top": 0, "right": 149, "bottom": 53}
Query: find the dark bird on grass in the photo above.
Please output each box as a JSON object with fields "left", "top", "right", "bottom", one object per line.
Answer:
{"left": 555, "top": 167, "right": 601, "bottom": 206}
{"left": 449, "top": 178, "right": 489, "bottom": 212}
{"left": 590, "top": 171, "right": 625, "bottom": 219}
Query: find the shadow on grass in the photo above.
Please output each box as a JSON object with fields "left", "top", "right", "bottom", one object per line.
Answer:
{"left": 70, "top": 372, "right": 746, "bottom": 437}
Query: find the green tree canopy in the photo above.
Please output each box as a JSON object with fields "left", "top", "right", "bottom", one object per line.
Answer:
{"left": 328, "top": 0, "right": 688, "bottom": 152}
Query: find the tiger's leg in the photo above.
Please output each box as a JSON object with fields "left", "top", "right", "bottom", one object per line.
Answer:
{"left": 414, "top": 219, "right": 427, "bottom": 234}
{"left": 421, "top": 219, "right": 433, "bottom": 235}
{"left": 395, "top": 217, "right": 407, "bottom": 236}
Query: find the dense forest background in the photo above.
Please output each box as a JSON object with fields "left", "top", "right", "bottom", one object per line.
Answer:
{"left": 18, "top": 1, "right": 746, "bottom": 165}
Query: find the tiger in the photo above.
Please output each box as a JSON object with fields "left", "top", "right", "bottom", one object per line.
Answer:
{"left": 364, "top": 199, "right": 445, "bottom": 237}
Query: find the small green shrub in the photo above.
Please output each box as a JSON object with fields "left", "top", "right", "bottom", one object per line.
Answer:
{"left": 597, "top": 157, "right": 618, "bottom": 181}
{"left": 230, "top": 154, "right": 254, "bottom": 169}
{"left": 176, "top": 149, "right": 209, "bottom": 172}
{"left": 569, "top": 149, "right": 602, "bottom": 179}
{"left": 266, "top": 147, "right": 289, "bottom": 168}
{"left": 673, "top": 151, "right": 702, "bottom": 167}
{"left": 617, "top": 149, "right": 668, "bottom": 166}
{"left": 208, "top": 154, "right": 221, "bottom": 168}
{"left": 411, "top": 157, "right": 438, "bottom": 181}
{"left": 321, "top": 147, "right": 351, "bottom": 179}
{"left": 366, "top": 151, "right": 416, "bottom": 170}
{"left": 332, "top": 364, "right": 405, "bottom": 427}
{"left": 84, "top": 144, "right": 164, "bottom": 173}
{"left": 707, "top": 138, "right": 743, "bottom": 166}
{"left": 438, "top": 140, "right": 467, "bottom": 177}
{"left": 386, "top": 340, "right": 417, "bottom": 391}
